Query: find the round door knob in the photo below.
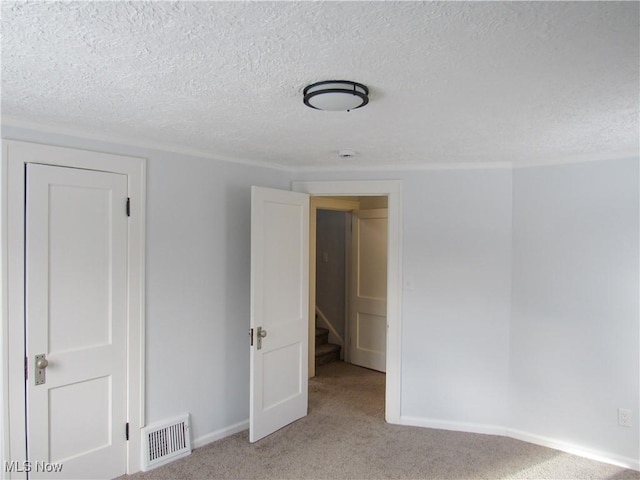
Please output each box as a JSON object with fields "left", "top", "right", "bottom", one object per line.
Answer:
{"left": 36, "top": 358, "right": 49, "bottom": 369}
{"left": 258, "top": 329, "right": 267, "bottom": 338}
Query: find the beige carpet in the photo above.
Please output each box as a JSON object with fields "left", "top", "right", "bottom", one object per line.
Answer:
{"left": 123, "top": 362, "right": 639, "bottom": 479}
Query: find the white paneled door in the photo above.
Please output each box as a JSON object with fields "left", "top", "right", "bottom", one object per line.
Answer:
{"left": 349, "top": 209, "right": 388, "bottom": 373}
{"left": 26, "top": 164, "right": 128, "bottom": 479}
{"left": 250, "top": 186, "right": 309, "bottom": 442}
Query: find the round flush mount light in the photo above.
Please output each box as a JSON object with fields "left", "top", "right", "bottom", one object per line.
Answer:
{"left": 303, "top": 80, "right": 369, "bottom": 111}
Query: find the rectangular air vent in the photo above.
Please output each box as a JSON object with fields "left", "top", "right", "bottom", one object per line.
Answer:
{"left": 141, "top": 414, "right": 192, "bottom": 471}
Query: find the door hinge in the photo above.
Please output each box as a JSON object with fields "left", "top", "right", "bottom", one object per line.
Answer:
{"left": 249, "top": 328, "right": 254, "bottom": 347}
{"left": 24, "top": 356, "right": 28, "bottom": 380}
{"left": 126, "top": 422, "right": 130, "bottom": 441}
{"left": 126, "top": 197, "right": 131, "bottom": 217}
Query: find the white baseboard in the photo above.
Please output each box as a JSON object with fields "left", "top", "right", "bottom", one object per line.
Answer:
{"left": 192, "top": 419, "right": 249, "bottom": 449}
{"left": 507, "top": 428, "right": 640, "bottom": 472}
{"left": 400, "top": 415, "right": 507, "bottom": 436}
{"left": 399, "top": 416, "right": 639, "bottom": 472}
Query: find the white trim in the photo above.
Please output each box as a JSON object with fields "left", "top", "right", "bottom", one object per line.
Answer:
{"left": 292, "top": 162, "right": 513, "bottom": 173}
{"left": 6, "top": 117, "right": 634, "bottom": 173}
{"left": 1, "top": 143, "right": 10, "bottom": 480}
{"left": 291, "top": 152, "right": 638, "bottom": 173}
{"left": 192, "top": 420, "right": 249, "bottom": 449}
{"left": 315, "top": 306, "right": 344, "bottom": 347}
{"left": 292, "top": 180, "right": 403, "bottom": 425}
{"left": 2, "top": 117, "right": 290, "bottom": 172}
{"left": 399, "top": 416, "right": 506, "bottom": 437}
{"left": 510, "top": 150, "right": 638, "bottom": 169}
{"left": 507, "top": 428, "right": 640, "bottom": 472}
{"left": 399, "top": 416, "right": 639, "bottom": 472}
{"left": 2, "top": 140, "right": 146, "bottom": 476}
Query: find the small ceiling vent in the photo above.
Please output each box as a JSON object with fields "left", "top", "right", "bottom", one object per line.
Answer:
{"left": 338, "top": 149, "right": 356, "bottom": 159}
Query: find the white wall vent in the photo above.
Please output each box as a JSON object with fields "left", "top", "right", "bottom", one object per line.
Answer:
{"left": 141, "top": 414, "right": 192, "bottom": 471}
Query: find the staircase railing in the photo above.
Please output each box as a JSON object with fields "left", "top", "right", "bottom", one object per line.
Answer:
{"left": 315, "top": 306, "right": 344, "bottom": 348}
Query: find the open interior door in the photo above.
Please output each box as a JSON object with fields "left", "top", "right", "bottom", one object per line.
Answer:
{"left": 348, "top": 208, "right": 388, "bottom": 373}
{"left": 250, "top": 186, "right": 309, "bottom": 442}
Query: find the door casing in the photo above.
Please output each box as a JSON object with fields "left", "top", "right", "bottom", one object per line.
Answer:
{"left": 292, "top": 180, "right": 402, "bottom": 425}
{"left": 2, "top": 140, "right": 146, "bottom": 477}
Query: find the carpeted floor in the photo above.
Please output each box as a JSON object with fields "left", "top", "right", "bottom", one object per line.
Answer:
{"left": 122, "top": 361, "right": 639, "bottom": 479}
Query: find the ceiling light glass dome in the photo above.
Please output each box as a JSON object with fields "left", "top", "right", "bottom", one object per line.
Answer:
{"left": 303, "top": 80, "right": 369, "bottom": 111}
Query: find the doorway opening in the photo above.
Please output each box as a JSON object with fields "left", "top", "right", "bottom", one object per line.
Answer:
{"left": 312, "top": 196, "right": 388, "bottom": 378}
{"left": 293, "top": 179, "right": 403, "bottom": 425}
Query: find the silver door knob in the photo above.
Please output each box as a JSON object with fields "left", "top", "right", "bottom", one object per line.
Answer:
{"left": 36, "top": 358, "right": 49, "bottom": 369}
{"left": 256, "top": 326, "right": 268, "bottom": 350}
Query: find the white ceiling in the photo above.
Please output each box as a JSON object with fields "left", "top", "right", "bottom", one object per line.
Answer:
{"left": 2, "top": 1, "right": 638, "bottom": 170}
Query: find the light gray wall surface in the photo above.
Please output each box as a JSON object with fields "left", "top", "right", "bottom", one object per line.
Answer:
{"left": 293, "top": 169, "right": 514, "bottom": 428}
{"left": 315, "top": 209, "right": 347, "bottom": 340}
{"left": 510, "top": 158, "right": 639, "bottom": 462}
{"left": 144, "top": 151, "right": 291, "bottom": 440}
{"left": 400, "top": 169, "right": 513, "bottom": 427}
{"left": 2, "top": 126, "right": 638, "bottom": 468}
{"left": 1, "top": 126, "right": 292, "bottom": 444}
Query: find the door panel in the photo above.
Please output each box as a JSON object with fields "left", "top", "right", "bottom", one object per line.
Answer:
{"left": 356, "top": 313, "right": 387, "bottom": 353}
{"left": 48, "top": 183, "right": 112, "bottom": 353}
{"left": 357, "top": 217, "right": 388, "bottom": 300}
{"left": 349, "top": 209, "right": 388, "bottom": 373}
{"left": 49, "top": 376, "right": 111, "bottom": 461}
{"left": 26, "top": 164, "right": 128, "bottom": 479}
{"left": 250, "top": 186, "right": 309, "bottom": 442}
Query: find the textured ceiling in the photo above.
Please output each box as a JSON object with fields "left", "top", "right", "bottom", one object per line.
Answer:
{"left": 2, "top": 1, "right": 638, "bottom": 170}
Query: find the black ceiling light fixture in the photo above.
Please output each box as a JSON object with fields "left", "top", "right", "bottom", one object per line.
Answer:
{"left": 303, "top": 80, "right": 369, "bottom": 112}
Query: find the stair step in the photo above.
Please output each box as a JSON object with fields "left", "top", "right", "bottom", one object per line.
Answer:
{"left": 315, "top": 327, "right": 329, "bottom": 346}
{"left": 315, "top": 342, "right": 341, "bottom": 366}
{"left": 316, "top": 343, "right": 340, "bottom": 355}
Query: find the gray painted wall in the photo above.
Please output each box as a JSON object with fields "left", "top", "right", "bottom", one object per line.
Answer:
{"left": 294, "top": 168, "right": 513, "bottom": 428}
{"left": 2, "top": 125, "right": 638, "bottom": 467}
{"left": 510, "top": 158, "right": 639, "bottom": 462}
{"left": 1, "top": 126, "right": 292, "bottom": 444}
{"left": 316, "top": 209, "right": 347, "bottom": 341}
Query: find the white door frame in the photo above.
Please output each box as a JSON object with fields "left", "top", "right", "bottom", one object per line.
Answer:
{"left": 1, "top": 140, "right": 146, "bottom": 477}
{"left": 292, "top": 180, "right": 402, "bottom": 425}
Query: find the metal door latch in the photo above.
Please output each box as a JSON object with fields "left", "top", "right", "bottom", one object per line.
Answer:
{"left": 257, "top": 327, "right": 267, "bottom": 350}
{"left": 35, "top": 354, "right": 49, "bottom": 385}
